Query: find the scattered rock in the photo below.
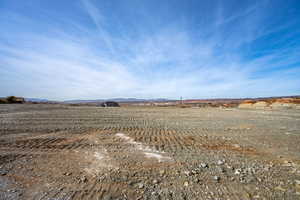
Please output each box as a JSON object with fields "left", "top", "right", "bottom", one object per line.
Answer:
{"left": 128, "top": 181, "right": 134, "bottom": 186}
{"left": 194, "top": 178, "right": 200, "bottom": 183}
{"left": 64, "top": 172, "right": 72, "bottom": 176}
{"left": 226, "top": 165, "right": 234, "bottom": 170}
{"left": 200, "top": 163, "right": 208, "bottom": 168}
{"left": 217, "top": 160, "right": 225, "bottom": 165}
{"left": 282, "top": 160, "right": 293, "bottom": 167}
{"left": 0, "top": 169, "right": 8, "bottom": 176}
{"left": 137, "top": 183, "right": 144, "bottom": 189}
{"left": 159, "top": 170, "right": 165, "bottom": 176}
{"left": 263, "top": 166, "right": 270, "bottom": 171}
{"left": 183, "top": 181, "right": 189, "bottom": 187}
{"left": 80, "top": 176, "right": 87, "bottom": 183}
{"left": 216, "top": 166, "right": 225, "bottom": 173}
{"left": 234, "top": 169, "right": 242, "bottom": 175}
{"left": 213, "top": 176, "right": 220, "bottom": 182}
{"left": 183, "top": 171, "right": 191, "bottom": 176}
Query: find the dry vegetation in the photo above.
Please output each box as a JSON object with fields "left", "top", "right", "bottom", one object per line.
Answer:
{"left": 0, "top": 104, "right": 300, "bottom": 199}
{"left": 0, "top": 96, "right": 25, "bottom": 104}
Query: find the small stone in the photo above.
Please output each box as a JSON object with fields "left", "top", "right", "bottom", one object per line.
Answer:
{"left": 128, "top": 181, "right": 134, "bottom": 186}
{"left": 217, "top": 160, "right": 224, "bottom": 165}
{"left": 257, "top": 178, "right": 262, "bottom": 182}
{"left": 263, "top": 166, "right": 270, "bottom": 171}
{"left": 183, "top": 181, "right": 189, "bottom": 187}
{"left": 283, "top": 160, "right": 294, "bottom": 167}
{"left": 213, "top": 176, "right": 220, "bottom": 182}
{"left": 194, "top": 178, "right": 200, "bottom": 183}
{"left": 138, "top": 183, "right": 144, "bottom": 189}
{"left": 295, "top": 180, "right": 300, "bottom": 185}
{"left": 217, "top": 166, "right": 225, "bottom": 173}
{"left": 184, "top": 171, "right": 191, "bottom": 176}
{"left": 159, "top": 170, "right": 165, "bottom": 176}
{"left": 0, "top": 169, "right": 8, "bottom": 176}
{"left": 153, "top": 179, "right": 159, "bottom": 184}
{"left": 80, "top": 176, "right": 87, "bottom": 183}
{"left": 200, "top": 163, "right": 208, "bottom": 168}
{"left": 226, "top": 165, "right": 234, "bottom": 170}
{"left": 282, "top": 162, "right": 293, "bottom": 167}
{"left": 234, "top": 169, "right": 242, "bottom": 175}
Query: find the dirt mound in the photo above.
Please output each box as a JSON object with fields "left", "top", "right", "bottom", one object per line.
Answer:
{"left": 238, "top": 98, "right": 300, "bottom": 110}
{"left": 271, "top": 98, "right": 300, "bottom": 109}
{"left": 275, "top": 98, "right": 300, "bottom": 104}
{"left": 238, "top": 101, "right": 270, "bottom": 109}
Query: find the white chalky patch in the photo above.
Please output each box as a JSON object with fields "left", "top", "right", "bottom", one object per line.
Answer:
{"left": 84, "top": 147, "right": 115, "bottom": 176}
{"left": 144, "top": 152, "right": 168, "bottom": 162}
{"left": 94, "top": 152, "right": 104, "bottom": 160}
{"left": 116, "top": 132, "right": 171, "bottom": 162}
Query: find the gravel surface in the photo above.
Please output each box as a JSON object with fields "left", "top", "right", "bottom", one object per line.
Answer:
{"left": 0, "top": 104, "right": 300, "bottom": 199}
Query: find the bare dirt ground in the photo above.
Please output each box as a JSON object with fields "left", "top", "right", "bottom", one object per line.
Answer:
{"left": 0, "top": 104, "right": 300, "bottom": 200}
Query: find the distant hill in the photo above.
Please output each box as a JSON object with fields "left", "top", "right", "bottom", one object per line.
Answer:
{"left": 25, "top": 98, "right": 53, "bottom": 102}
{"left": 64, "top": 98, "right": 170, "bottom": 104}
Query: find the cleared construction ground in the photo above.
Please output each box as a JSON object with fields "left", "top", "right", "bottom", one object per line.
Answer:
{"left": 0, "top": 104, "right": 300, "bottom": 199}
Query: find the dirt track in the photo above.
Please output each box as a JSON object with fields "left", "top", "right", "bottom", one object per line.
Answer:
{"left": 0, "top": 104, "right": 300, "bottom": 199}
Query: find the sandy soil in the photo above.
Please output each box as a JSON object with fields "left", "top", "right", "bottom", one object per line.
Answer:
{"left": 0, "top": 104, "right": 300, "bottom": 199}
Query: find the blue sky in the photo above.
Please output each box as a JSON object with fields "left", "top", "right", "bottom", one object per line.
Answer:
{"left": 0, "top": 0, "right": 299, "bottom": 100}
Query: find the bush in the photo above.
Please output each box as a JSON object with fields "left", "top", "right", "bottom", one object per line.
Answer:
{"left": 0, "top": 98, "right": 8, "bottom": 104}
{"left": 0, "top": 96, "right": 25, "bottom": 104}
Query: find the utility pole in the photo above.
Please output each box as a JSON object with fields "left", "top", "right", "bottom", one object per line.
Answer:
{"left": 180, "top": 96, "right": 183, "bottom": 105}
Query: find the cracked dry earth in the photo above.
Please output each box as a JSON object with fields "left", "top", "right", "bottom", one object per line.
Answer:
{"left": 0, "top": 105, "right": 300, "bottom": 200}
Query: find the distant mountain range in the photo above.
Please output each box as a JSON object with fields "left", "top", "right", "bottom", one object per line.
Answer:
{"left": 25, "top": 98, "right": 55, "bottom": 102}
{"left": 25, "top": 98, "right": 171, "bottom": 103}
{"left": 63, "top": 98, "right": 171, "bottom": 104}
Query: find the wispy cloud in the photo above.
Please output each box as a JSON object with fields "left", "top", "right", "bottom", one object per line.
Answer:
{"left": 0, "top": 0, "right": 299, "bottom": 100}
